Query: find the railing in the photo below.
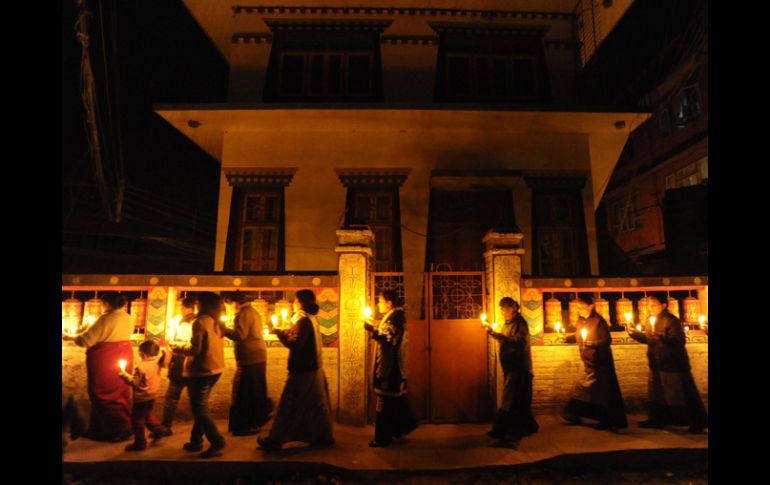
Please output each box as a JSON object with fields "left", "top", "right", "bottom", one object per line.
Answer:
{"left": 61, "top": 273, "right": 341, "bottom": 347}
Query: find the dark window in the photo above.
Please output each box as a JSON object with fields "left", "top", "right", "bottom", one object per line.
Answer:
{"left": 345, "top": 187, "right": 402, "bottom": 271}
{"left": 225, "top": 188, "right": 284, "bottom": 272}
{"left": 673, "top": 84, "right": 702, "bottom": 128}
{"left": 265, "top": 31, "right": 382, "bottom": 101}
{"left": 426, "top": 190, "right": 517, "bottom": 271}
{"left": 533, "top": 189, "right": 589, "bottom": 277}
{"left": 436, "top": 33, "right": 550, "bottom": 102}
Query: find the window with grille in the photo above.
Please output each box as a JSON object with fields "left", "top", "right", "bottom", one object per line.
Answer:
{"left": 226, "top": 188, "right": 283, "bottom": 271}
{"left": 345, "top": 188, "right": 402, "bottom": 272}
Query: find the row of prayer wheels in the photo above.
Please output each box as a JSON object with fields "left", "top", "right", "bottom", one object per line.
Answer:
{"left": 62, "top": 297, "right": 148, "bottom": 335}
{"left": 544, "top": 295, "right": 703, "bottom": 329}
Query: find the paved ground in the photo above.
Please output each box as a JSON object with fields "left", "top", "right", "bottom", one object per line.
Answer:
{"left": 62, "top": 414, "right": 707, "bottom": 484}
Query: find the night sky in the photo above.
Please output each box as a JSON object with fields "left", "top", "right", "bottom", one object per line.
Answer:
{"left": 62, "top": 0, "right": 228, "bottom": 273}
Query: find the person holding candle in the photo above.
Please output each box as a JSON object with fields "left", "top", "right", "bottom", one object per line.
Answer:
{"left": 363, "top": 290, "right": 418, "bottom": 447}
{"left": 484, "top": 297, "right": 539, "bottom": 442}
{"left": 221, "top": 291, "right": 273, "bottom": 436}
{"left": 257, "top": 289, "right": 334, "bottom": 450}
{"left": 61, "top": 292, "right": 134, "bottom": 442}
{"left": 562, "top": 298, "right": 627, "bottom": 431}
{"left": 159, "top": 294, "right": 197, "bottom": 435}
{"left": 171, "top": 291, "right": 227, "bottom": 458}
{"left": 118, "top": 340, "right": 171, "bottom": 451}
{"left": 627, "top": 295, "right": 707, "bottom": 433}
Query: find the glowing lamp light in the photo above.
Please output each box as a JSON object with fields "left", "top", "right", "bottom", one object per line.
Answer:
{"left": 69, "top": 324, "right": 77, "bottom": 335}
{"left": 698, "top": 315, "right": 706, "bottom": 326}
{"left": 624, "top": 313, "right": 633, "bottom": 324}
{"left": 554, "top": 322, "right": 562, "bottom": 334}
{"left": 481, "top": 313, "right": 488, "bottom": 324}
{"left": 650, "top": 316, "right": 656, "bottom": 332}
{"left": 491, "top": 322, "right": 498, "bottom": 331}
{"left": 118, "top": 360, "right": 127, "bottom": 373}
{"left": 263, "top": 327, "right": 269, "bottom": 337}
{"left": 580, "top": 328, "right": 587, "bottom": 342}
{"left": 220, "top": 315, "right": 228, "bottom": 323}
{"left": 271, "top": 315, "right": 278, "bottom": 326}
{"left": 364, "top": 306, "right": 373, "bottom": 319}
{"left": 87, "top": 315, "right": 96, "bottom": 326}
{"left": 636, "top": 324, "right": 642, "bottom": 332}
{"left": 684, "top": 325, "right": 690, "bottom": 332}
{"left": 281, "top": 308, "right": 288, "bottom": 321}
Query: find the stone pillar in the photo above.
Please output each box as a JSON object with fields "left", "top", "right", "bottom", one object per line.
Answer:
{"left": 335, "top": 227, "right": 374, "bottom": 426}
{"left": 482, "top": 230, "right": 526, "bottom": 410}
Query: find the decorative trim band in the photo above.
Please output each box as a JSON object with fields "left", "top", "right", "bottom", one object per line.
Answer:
{"left": 233, "top": 6, "right": 573, "bottom": 21}
{"left": 334, "top": 168, "right": 411, "bottom": 187}
{"left": 224, "top": 168, "right": 297, "bottom": 187}
{"left": 524, "top": 175, "right": 587, "bottom": 189}
{"left": 380, "top": 35, "right": 438, "bottom": 45}
{"left": 429, "top": 22, "right": 549, "bottom": 37}
{"left": 264, "top": 19, "right": 393, "bottom": 32}
{"left": 232, "top": 32, "right": 274, "bottom": 44}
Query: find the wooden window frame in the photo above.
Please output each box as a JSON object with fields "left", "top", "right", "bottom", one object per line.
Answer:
{"left": 225, "top": 187, "right": 285, "bottom": 272}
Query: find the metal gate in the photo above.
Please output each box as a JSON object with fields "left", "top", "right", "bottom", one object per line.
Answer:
{"left": 370, "top": 271, "right": 489, "bottom": 423}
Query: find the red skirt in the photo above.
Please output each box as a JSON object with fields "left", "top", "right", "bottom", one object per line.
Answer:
{"left": 86, "top": 341, "right": 133, "bottom": 440}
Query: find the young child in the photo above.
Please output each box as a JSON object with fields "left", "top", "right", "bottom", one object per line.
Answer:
{"left": 119, "top": 340, "right": 170, "bottom": 451}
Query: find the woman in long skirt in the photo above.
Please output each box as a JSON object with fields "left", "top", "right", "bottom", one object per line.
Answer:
{"left": 257, "top": 289, "right": 334, "bottom": 449}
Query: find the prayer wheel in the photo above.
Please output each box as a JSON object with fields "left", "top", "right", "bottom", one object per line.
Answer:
{"left": 616, "top": 297, "right": 633, "bottom": 325}
{"left": 683, "top": 297, "right": 700, "bottom": 324}
{"left": 667, "top": 297, "right": 680, "bottom": 319}
{"left": 83, "top": 298, "right": 104, "bottom": 329}
{"left": 129, "top": 298, "right": 147, "bottom": 329}
{"left": 568, "top": 298, "right": 581, "bottom": 328}
{"left": 62, "top": 298, "right": 83, "bottom": 334}
{"left": 544, "top": 298, "right": 562, "bottom": 332}
{"left": 275, "top": 299, "right": 292, "bottom": 328}
{"left": 638, "top": 297, "right": 651, "bottom": 326}
{"left": 594, "top": 297, "right": 610, "bottom": 324}
{"left": 251, "top": 298, "right": 269, "bottom": 322}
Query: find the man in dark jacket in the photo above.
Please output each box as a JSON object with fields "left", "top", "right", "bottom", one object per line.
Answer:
{"left": 627, "top": 296, "right": 707, "bottom": 433}
{"left": 485, "top": 297, "right": 539, "bottom": 442}
{"left": 562, "top": 298, "right": 627, "bottom": 430}
{"left": 222, "top": 292, "right": 272, "bottom": 435}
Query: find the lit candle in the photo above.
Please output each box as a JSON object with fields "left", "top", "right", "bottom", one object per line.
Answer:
{"left": 220, "top": 315, "right": 228, "bottom": 323}
{"left": 263, "top": 327, "right": 269, "bottom": 337}
{"left": 580, "top": 328, "right": 587, "bottom": 343}
{"left": 271, "top": 314, "right": 278, "bottom": 327}
{"left": 491, "top": 322, "right": 498, "bottom": 331}
{"left": 636, "top": 324, "right": 642, "bottom": 332}
{"left": 481, "top": 313, "right": 487, "bottom": 324}
{"left": 624, "top": 313, "right": 633, "bottom": 324}
{"left": 684, "top": 325, "right": 690, "bottom": 332}
{"left": 698, "top": 315, "right": 706, "bottom": 326}
{"left": 118, "top": 360, "right": 127, "bottom": 373}
{"left": 281, "top": 308, "right": 288, "bottom": 321}
{"left": 69, "top": 324, "right": 77, "bottom": 335}
{"left": 364, "top": 306, "right": 373, "bottom": 319}
{"left": 554, "top": 322, "right": 562, "bottom": 334}
{"left": 87, "top": 315, "right": 96, "bottom": 326}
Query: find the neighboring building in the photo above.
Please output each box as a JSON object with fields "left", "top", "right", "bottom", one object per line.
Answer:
{"left": 157, "top": 0, "right": 648, "bottom": 317}
{"left": 581, "top": 0, "right": 708, "bottom": 275}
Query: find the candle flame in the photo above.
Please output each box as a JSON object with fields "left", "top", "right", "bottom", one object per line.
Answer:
{"left": 220, "top": 315, "right": 228, "bottom": 323}
{"left": 491, "top": 322, "right": 498, "bottom": 331}
{"left": 698, "top": 315, "right": 706, "bottom": 325}
{"left": 271, "top": 315, "right": 278, "bottom": 326}
{"left": 263, "top": 327, "right": 269, "bottom": 337}
{"left": 636, "top": 324, "right": 642, "bottom": 332}
{"left": 281, "top": 308, "right": 288, "bottom": 320}
{"left": 554, "top": 322, "right": 561, "bottom": 333}
{"left": 684, "top": 325, "right": 690, "bottom": 332}
{"left": 580, "top": 328, "right": 587, "bottom": 341}
{"left": 624, "top": 313, "right": 633, "bottom": 324}
{"left": 364, "top": 306, "right": 373, "bottom": 319}
{"left": 118, "top": 360, "right": 127, "bottom": 372}
{"left": 480, "top": 313, "right": 487, "bottom": 323}
{"left": 69, "top": 324, "right": 77, "bottom": 335}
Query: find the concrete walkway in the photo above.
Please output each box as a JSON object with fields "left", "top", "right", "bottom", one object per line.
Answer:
{"left": 63, "top": 414, "right": 707, "bottom": 480}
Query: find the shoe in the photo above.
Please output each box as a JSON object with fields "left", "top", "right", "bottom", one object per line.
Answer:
{"left": 561, "top": 414, "right": 582, "bottom": 424}
{"left": 157, "top": 428, "right": 173, "bottom": 438}
{"left": 183, "top": 442, "right": 204, "bottom": 452}
{"left": 151, "top": 428, "right": 170, "bottom": 442}
{"left": 486, "top": 430, "right": 505, "bottom": 440}
{"left": 124, "top": 442, "right": 147, "bottom": 452}
{"left": 368, "top": 439, "right": 391, "bottom": 448}
{"left": 593, "top": 422, "right": 612, "bottom": 431}
{"left": 231, "top": 428, "right": 260, "bottom": 436}
{"left": 200, "top": 442, "right": 225, "bottom": 459}
{"left": 257, "top": 436, "right": 282, "bottom": 450}
{"left": 638, "top": 420, "right": 665, "bottom": 429}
